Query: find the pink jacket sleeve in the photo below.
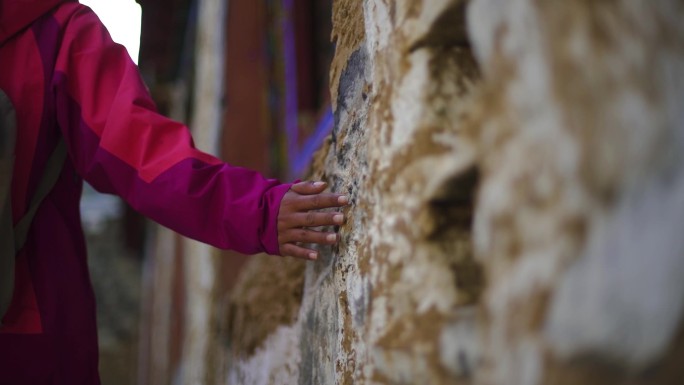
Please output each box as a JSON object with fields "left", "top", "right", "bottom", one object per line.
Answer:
{"left": 52, "top": 4, "right": 289, "bottom": 255}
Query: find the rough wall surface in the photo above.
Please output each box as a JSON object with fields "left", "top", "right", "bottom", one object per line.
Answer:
{"left": 221, "top": 0, "right": 684, "bottom": 384}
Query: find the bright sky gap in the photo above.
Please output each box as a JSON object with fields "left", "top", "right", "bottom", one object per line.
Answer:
{"left": 80, "top": 0, "right": 142, "bottom": 64}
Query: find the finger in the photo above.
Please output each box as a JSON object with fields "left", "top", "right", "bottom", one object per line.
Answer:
{"left": 280, "top": 243, "right": 319, "bottom": 260}
{"left": 284, "top": 211, "right": 345, "bottom": 228}
{"left": 291, "top": 181, "right": 328, "bottom": 195}
{"left": 292, "top": 193, "right": 349, "bottom": 211}
{"left": 280, "top": 228, "right": 338, "bottom": 245}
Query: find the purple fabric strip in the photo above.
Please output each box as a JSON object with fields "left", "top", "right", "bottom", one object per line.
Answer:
{"left": 281, "top": 0, "right": 299, "bottom": 171}
{"left": 290, "top": 108, "right": 334, "bottom": 178}
{"left": 278, "top": 4, "right": 334, "bottom": 180}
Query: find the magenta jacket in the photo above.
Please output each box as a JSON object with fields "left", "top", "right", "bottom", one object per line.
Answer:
{"left": 0, "top": 1, "right": 290, "bottom": 383}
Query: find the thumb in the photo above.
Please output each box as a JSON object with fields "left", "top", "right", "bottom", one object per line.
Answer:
{"left": 291, "top": 181, "right": 327, "bottom": 195}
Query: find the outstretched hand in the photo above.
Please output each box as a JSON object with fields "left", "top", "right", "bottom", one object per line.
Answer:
{"left": 278, "top": 181, "right": 348, "bottom": 260}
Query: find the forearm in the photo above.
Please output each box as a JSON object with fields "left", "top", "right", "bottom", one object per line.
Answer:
{"left": 53, "top": 5, "right": 290, "bottom": 254}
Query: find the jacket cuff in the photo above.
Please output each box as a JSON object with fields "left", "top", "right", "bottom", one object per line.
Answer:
{"left": 259, "top": 182, "right": 293, "bottom": 255}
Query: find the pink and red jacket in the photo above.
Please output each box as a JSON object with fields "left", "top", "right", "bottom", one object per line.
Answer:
{"left": 0, "top": 1, "right": 289, "bottom": 383}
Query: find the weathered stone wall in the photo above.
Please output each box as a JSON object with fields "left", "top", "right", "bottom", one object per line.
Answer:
{"left": 218, "top": 0, "right": 684, "bottom": 384}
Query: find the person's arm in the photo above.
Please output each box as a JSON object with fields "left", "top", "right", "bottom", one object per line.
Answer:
{"left": 52, "top": 5, "right": 345, "bottom": 258}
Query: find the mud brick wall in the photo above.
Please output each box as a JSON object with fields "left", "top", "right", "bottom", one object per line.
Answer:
{"left": 220, "top": 1, "right": 684, "bottom": 384}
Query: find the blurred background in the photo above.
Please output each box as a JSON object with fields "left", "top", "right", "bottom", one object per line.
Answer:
{"left": 79, "top": 0, "right": 334, "bottom": 383}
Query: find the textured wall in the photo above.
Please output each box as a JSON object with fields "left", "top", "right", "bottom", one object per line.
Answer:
{"left": 223, "top": 0, "right": 684, "bottom": 384}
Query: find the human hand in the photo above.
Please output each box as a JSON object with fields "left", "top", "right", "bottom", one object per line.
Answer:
{"left": 277, "top": 181, "right": 349, "bottom": 260}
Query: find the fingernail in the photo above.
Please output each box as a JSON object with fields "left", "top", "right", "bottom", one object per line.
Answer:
{"left": 326, "top": 233, "right": 337, "bottom": 242}
{"left": 338, "top": 196, "right": 349, "bottom": 205}
{"left": 313, "top": 181, "right": 326, "bottom": 188}
{"left": 333, "top": 214, "right": 344, "bottom": 224}
{"left": 309, "top": 252, "right": 318, "bottom": 260}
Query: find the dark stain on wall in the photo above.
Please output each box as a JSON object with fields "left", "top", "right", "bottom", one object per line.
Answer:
{"left": 428, "top": 167, "right": 483, "bottom": 305}
{"left": 332, "top": 47, "right": 369, "bottom": 149}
